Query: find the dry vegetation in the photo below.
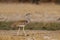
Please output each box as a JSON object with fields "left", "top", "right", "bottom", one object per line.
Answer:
{"left": 0, "top": 30, "right": 60, "bottom": 40}
{"left": 0, "top": 3, "right": 60, "bottom": 21}
{"left": 0, "top": 3, "right": 60, "bottom": 14}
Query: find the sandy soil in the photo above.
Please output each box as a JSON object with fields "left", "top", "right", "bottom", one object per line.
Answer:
{"left": 0, "top": 30, "right": 60, "bottom": 40}
{"left": 0, "top": 3, "right": 60, "bottom": 22}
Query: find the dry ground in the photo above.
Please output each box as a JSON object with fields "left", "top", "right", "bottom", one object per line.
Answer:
{"left": 0, "top": 3, "right": 60, "bottom": 14}
{"left": 0, "top": 3, "right": 60, "bottom": 21}
{"left": 0, "top": 30, "right": 60, "bottom": 40}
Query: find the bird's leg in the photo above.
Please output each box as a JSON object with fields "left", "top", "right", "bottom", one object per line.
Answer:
{"left": 23, "top": 26, "right": 26, "bottom": 36}
{"left": 17, "top": 27, "right": 20, "bottom": 36}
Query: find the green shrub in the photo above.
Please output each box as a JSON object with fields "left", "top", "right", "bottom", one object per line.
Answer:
{"left": 0, "top": 21, "right": 60, "bottom": 30}
{"left": 25, "top": 22, "right": 60, "bottom": 30}
{"left": 0, "top": 21, "right": 13, "bottom": 30}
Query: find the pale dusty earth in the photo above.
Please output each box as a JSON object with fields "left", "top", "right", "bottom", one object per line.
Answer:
{"left": 0, "top": 3, "right": 60, "bottom": 22}
{"left": 0, "top": 30, "right": 60, "bottom": 40}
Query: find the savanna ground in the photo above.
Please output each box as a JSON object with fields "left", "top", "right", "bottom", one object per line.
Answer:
{"left": 0, "top": 3, "right": 60, "bottom": 40}
{"left": 0, "top": 30, "right": 60, "bottom": 40}
{"left": 0, "top": 3, "right": 60, "bottom": 21}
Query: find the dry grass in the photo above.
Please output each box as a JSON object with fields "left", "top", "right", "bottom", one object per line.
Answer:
{"left": 0, "top": 35, "right": 26, "bottom": 40}
{"left": 0, "top": 3, "right": 60, "bottom": 16}
{"left": 0, "top": 3, "right": 60, "bottom": 15}
{"left": 0, "top": 3, "right": 60, "bottom": 21}
{"left": 0, "top": 30, "right": 60, "bottom": 40}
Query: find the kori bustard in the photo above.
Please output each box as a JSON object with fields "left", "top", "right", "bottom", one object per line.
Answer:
{"left": 11, "top": 13, "right": 31, "bottom": 36}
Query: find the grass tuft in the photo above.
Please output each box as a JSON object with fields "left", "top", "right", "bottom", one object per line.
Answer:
{"left": 0, "top": 21, "right": 60, "bottom": 30}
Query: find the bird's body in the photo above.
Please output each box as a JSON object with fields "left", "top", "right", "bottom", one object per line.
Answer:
{"left": 11, "top": 20, "right": 28, "bottom": 27}
{"left": 11, "top": 13, "right": 31, "bottom": 36}
{"left": 11, "top": 20, "right": 29, "bottom": 36}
